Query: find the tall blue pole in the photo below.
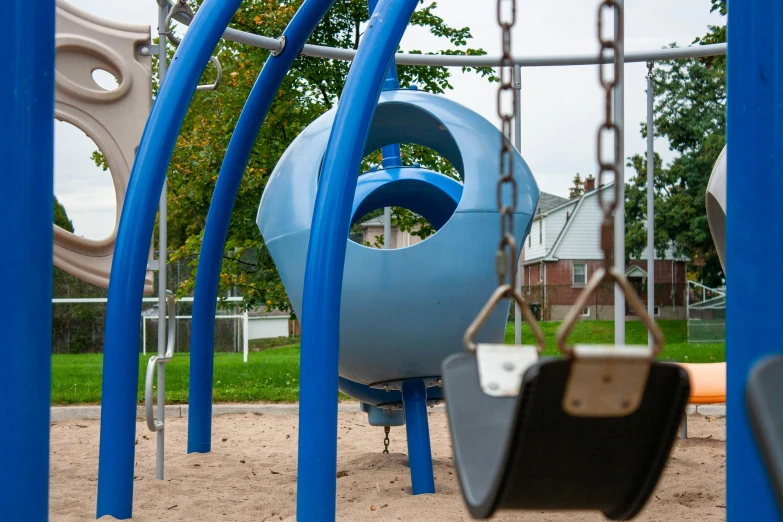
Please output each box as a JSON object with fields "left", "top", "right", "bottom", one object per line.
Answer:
{"left": 96, "top": 0, "right": 243, "bottom": 518}
{"left": 0, "top": 1, "right": 55, "bottom": 519}
{"left": 368, "top": 0, "right": 401, "bottom": 168}
{"left": 296, "top": 0, "right": 418, "bottom": 519}
{"left": 188, "top": 0, "right": 336, "bottom": 455}
{"left": 402, "top": 380, "right": 436, "bottom": 494}
{"left": 727, "top": 2, "right": 783, "bottom": 521}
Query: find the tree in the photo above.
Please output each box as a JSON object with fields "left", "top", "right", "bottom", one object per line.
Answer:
{"left": 165, "top": 1, "right": 494, "bottom": 311}
{"left": 569, "top": 173, "right": 583, "bottom": 199}
{"left": 625, "top": 0, "right": 726, "bottom": 286}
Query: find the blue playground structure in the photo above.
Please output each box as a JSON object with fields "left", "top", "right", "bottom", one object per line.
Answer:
{"left": 1, "top": 0, "right": 782, "bottom": 521}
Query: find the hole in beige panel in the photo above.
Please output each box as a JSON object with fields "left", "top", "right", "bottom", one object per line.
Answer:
{"left": 91, "top": 69, "right": 119, "bottom": 91}
{"left": 54, "top": 121, "right": 117, "bottom": 240}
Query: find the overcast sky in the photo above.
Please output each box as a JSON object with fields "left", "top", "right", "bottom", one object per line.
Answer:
{"left": 58, "top": 0, "right": 723, "bottom": 239}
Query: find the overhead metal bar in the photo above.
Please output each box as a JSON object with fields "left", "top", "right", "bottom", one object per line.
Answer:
{"left": 167, "top": 8, "right": 726, "bottom": 67}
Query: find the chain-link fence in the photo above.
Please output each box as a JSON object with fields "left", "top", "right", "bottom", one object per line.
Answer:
{"left": 52, "top": 255, "right": 257, "bottom": 354}
{"left": 687, "top": 282, "right": 726, "bottom": 343}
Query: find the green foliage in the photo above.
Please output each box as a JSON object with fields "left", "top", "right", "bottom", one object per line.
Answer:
{"left": 164, "top": 0, "right": 492, "bottom": 311}
{"left": 625, "top": 5, "right": 726, "bottom": 286}
{"left": 53, "top": 196, "right": 74, "bottom": 233}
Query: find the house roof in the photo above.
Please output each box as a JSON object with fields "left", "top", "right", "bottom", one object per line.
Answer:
{"left": 535, "top": 192, "right": 569, "bottom": 215}
{"left": 360, "top": 216, "right": 386, "bottom": 227}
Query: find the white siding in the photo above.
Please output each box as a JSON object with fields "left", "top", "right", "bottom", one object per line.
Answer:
{"left": 553, "top": 191, "right": 606, "bottom": 260}
{"left": 524, "top": 218, "right": 547, "bottom": 260}
{"left": 545, "top": 203, "right": 575, "bottom": 252}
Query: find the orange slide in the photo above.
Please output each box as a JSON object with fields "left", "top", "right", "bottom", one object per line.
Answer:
{"left": 677, "top": 362, "right": 726, "bottom": 404}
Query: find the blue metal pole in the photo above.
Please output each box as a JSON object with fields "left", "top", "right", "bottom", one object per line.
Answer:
{"left": 368, "top": 0, "right": 401, "bottom": 169}
{"left": 727, "top": 2, "right": 783, "bottom": 520}
{"left": 96, "top": 0, "right": 243, "bottom": 518}
{"left": 296, "top": 0, "right": 418, "bottom": 518}
{"left": 402, "top": 380, "right": 436, "bottom": 494}
{"left": 0, "top": 1, "right": 55, "bottom": 519}
{"left": 188, "top": 0, "right": 336, "bottom": 455}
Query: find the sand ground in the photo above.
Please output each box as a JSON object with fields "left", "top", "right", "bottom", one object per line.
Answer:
{"left": 50, "top": 409, "right": 726, "bottom": 521}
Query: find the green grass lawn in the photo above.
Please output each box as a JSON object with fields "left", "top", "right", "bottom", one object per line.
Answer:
{"left": 51, "top": 347, "right": 301, "bottom": 405}
{"left": 504, "top": 320, "right": 725, "bottom": 364}
{"left": 52, "top": 320, "right": 723, "bottom": 405}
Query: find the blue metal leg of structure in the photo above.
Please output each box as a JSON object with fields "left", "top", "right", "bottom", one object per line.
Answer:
{"left": 188, "top": 0, "right": 335, "bottom": 455}
{"left": 296, "top": 0, "right": 418, "bottom": 519}
{"left": 727, "top": 2, "right": 783, "bottom": 520}
{"left": 0, "top": 1, "right": 55, "bottom": 519}
{"left": 402, "top": 380, "right": 436, "bottom": 495}
{"left": 96, "top": 0, "right": 243, "bottom": 518}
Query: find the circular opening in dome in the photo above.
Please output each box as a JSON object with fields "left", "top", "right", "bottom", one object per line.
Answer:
{"left": 362, "top": 144, "right": 461, "bottom": 181}
{"left": 54, "top": 120, "right": 117, "bottom": 240}
{"left": 350, "top": 208, "right": 435, "bottom": 249}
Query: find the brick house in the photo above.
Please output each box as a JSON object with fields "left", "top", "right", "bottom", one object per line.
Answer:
{"left": 520, "top": 177, "right": 687, "bottom": 320}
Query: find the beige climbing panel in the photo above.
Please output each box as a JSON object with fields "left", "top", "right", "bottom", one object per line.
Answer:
{"left": 55, "top": 0, "right": 154, "bottom": 294}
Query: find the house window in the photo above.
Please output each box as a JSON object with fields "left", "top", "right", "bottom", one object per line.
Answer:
{"left": 573, "top": 263, "right": 587, "bottom": 285}
{"left": 581, "top": 307, "right": 590, "bottom": 317}
{"left": 654, "top": 306, "right": 661, "bottom": 317}
{"left": 539, "top": 221, "right": 542, "bottom": 244}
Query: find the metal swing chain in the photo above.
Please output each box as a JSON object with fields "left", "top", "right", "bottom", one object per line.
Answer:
{"left": 556, "top": 1, "right": 664, "bottom": 357}
{"left": 595, "top": 0, "right": 623, "bottom": 265}
{"left": 496, "top": 0, "right": 518, "bottom": 290}
{"left": 383, "top": 426, "right": 390, "bottom": 454}
{"left": 463, "top": 0, "right": 546, "bottom": 353}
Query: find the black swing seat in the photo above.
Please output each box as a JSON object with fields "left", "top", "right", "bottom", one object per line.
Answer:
{"left": 747, "top": 354, "right": 783, "bottom": 512}
{"left": 443, "top": 352, "right": 690, "bottom": 520}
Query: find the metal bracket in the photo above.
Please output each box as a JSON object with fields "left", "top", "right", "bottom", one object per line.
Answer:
{"left": 138, "top": 44, "right": 159, "bottom": 57}
{"left": 476, "top": 343, "right": 538, "bottom": 397}
{"left": 271, "top": 35, "right": 286, "bottom": 57}
{"left": 563, "top": 344, "right": 653, "bottom": 417}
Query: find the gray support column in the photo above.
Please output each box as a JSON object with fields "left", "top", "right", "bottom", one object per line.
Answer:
{"left": 156, "top": 0, "right": 169, "bottom": 481}
{"left": 514, "top": 64, "right": 522, "bottom": 344}
{"left": 613, "top": 0, "right": 625, "bottom": 344}
{"left": 646, "top": 63, "right": 655, "bottom": 347}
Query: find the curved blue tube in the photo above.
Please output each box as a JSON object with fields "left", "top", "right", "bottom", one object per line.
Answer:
{"left": 188, "top": 0, "right": 336, "bottom": 455}
{"left": 96, "top": 0, "right": 243, "bottom": 518}
{"left": 0, "top": 1, "right": 54, "bottom": 518}
{"left": 296, "top": 0, "right": 419, "bottom": 519}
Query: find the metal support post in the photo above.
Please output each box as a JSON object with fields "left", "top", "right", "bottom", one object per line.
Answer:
{"left": 646, "top": 62, "right": 655, "bottom": 348}
{"left": 612, "top": 0, "right": 625, "bottom": 345}
{"left": 514, "top": 64, "right": 522, "bottom": 344}
{"left": 402, "top": 380, "right": 436, "bottom": 495}
{"left": 155, "top": 0, "right": 170, "bottom": 482}
{"left": 727, "top": 1, "right": 783, "bottom": 519}
{"left": 0, "top": 1, "right": 55, "bottom": 518}
{"left": 187, "top": 0, "right": 336, "bottom": 455}
{"left": 243, "top": 310, "right": 249, "bottom": 363}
